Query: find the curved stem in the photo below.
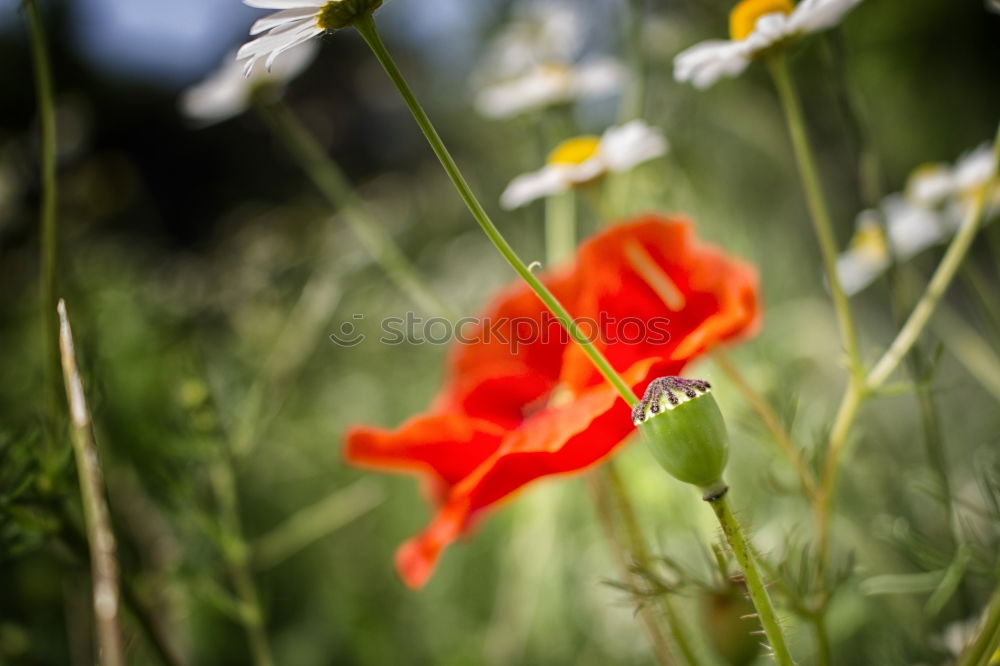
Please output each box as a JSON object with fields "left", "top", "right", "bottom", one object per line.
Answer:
{"left": 25, "top": 0, "right": 61, "bottom": 437}
{"left": 866, "top": 124, "right": 1000, "bottom": 390}
{"left": 255, "top": 100, "right": 457, "bottom": 319}
{"left": 353, "top": 15, "right": 636, "bottom": 407}
{"left": 707, "top": 489, "right": 795, "bottom": 666}
{"left": 768, "top": 54, "right": 862, "bottom": 381}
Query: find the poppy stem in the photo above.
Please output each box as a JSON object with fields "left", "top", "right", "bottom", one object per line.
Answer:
{"left": 255, "top": 99, "right": 458, "bottom": 320}
{"left": 353, "top": 15, "right": 638, "bottom": 407}
{"left": 767, "top": 54, "right": 862, "bottom": 382}
{"left": 706, "top": 488, "right": 795, "bottom": 666}
{"left": 25, "top": 0, "right": 62, "bottom": 457}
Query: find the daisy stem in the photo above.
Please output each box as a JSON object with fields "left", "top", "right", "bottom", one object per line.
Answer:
{"left": 955, "top": 583, "right": 1000, "bottom": 666}
{"left": 353, "top": 15, "right": 637, "bottom": 407}
{"left": 619, "top": 0, "right": 647, "bottom": 122}
{"left": 544, "top": 192, "right": 576, "bottom": 266}
{"left": 57, "top": 301, "right": 126, "bottom": 666}
{"left": 767, "top": 54, "right": 862, "bottom": 382}
{"left": 256, "top": 100, "right": 458, "bottom": 320}
{"left": 864, "top": 123, "right": 1000, "bottom": 390}
{"left": 25, "top": 0, "right": 61, "bottom": 449}
{"left": 707, "top": 489, "right": 795, "bottom": 666}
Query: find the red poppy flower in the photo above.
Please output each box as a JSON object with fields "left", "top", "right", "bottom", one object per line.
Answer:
{"left": 344, "top": 215, "right": 760, "bottom": 588}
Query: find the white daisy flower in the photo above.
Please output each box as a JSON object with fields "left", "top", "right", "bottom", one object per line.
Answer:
{"left": 500, "top": 120, "right": 668, "bottom": 210}
{"left": 180, "top": 42, "right": 318, "bottom": 124}
{"left": 237, "top": 0, "right": 383, "bottom": 77}
{"left": 475, "top": 59, "right": 625, "bottom": 120}
{"left": 674, "top": 0, "right": 862, "bottom": 89}
{"left": 473, "top": 1, "right": 623, "bottom": 119}
{"left": 837, "top": 142, "right": 999, "bottom": 295}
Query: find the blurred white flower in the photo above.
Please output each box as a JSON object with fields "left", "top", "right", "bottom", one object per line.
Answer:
{"left": 838, "top": 142, "right": 999, "bottom": 295}
{"left": 674, "top": 0, "right": 862, "bottom": 89}
{"left": 181, "top": 42, "right": 318, "bottom": 124}
{"left": 473, "top": 1, "right": 623, "bottom": 118}
{"left": 238, "top": 0, "right": 382, "bottom": 76}
{"left": 475, "top": 59, "right": 624, "bottom": 120}
{"left": 500, "top": 120, "right": 667, "bottom": 209}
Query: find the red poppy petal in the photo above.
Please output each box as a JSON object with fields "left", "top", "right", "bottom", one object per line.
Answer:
{"left": 344, "top": 414, "right": 505, "bottom": 490}
{"left": 394, "top": 358, "right": 676, "bottom": 587}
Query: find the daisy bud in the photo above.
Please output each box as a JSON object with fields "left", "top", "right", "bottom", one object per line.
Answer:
{"left": 317, "top": 0, "right": 384, "bottom": 31}
{"left": 632, "top": 377, "right": 729, "bottom": 498}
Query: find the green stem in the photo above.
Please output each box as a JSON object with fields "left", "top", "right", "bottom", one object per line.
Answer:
{"left": 256, "top": 100, "right": 457, "bottom": 319}
{"left": 619, "top": 0, "right": 647, "bottom": 123}
{"left": 25, "top": 0, "right": 61, "bottom": 440}
{"left": 544, "top": 192, "right": 576, "bottom": 266}
{"left": 603, "top": 463, "right": 701, "bottom": 666}
{"left": 587, "top": 472, "right": 680, "bottom": 666}
{"left": 865, "top": 123, "right": 1000, "bottom": 390}
{"left": 768, "top": 54, "right": 862, "bottom": 381}
{"left": 956, "top": 584, "right": 1000, "bottom": 666}
{"left": 707, "top": 489, "right": 795, "bottom": 666}
{"left": 353, "top": 15, "right": 636, "bottom": 407}
{"left": 211, "top": 460, "right": 275, "bottom": 666}
{"left": 809, "top": 612, "right": 830, "bottom": 666}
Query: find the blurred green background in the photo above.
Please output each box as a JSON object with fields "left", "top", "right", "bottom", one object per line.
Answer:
{"left": 1, "top": 0, "right": 999, "bottom": 664}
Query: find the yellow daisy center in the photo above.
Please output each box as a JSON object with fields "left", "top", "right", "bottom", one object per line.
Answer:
{"left": 850, "top": 221, "right": 888, "bottom": 260}
{"left": 547, "top": 136, "right": 601, "bottom": 166}
{"left": 729, "top": 0, "right": 795, "bottom": 40}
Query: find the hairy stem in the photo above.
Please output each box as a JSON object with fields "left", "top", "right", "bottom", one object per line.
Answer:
{"left": 707, "top": 489, "right": 795, "bottom": 666}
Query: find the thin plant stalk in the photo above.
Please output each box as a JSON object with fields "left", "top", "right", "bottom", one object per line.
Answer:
{"left": 255, "top": 100, "right": 457, "bottom": 319}
{"left": 586, "top": 472, "right": 679, "bottom": 666}
{"left": 25, "top": 0, "right": 61, "bottom": 435}
{"left": 353, "top": 15, "right": 793, "bottom": 661}
{"left": 210, "top": 459, "right": 275, "bottom": 666}
{"left": 712, "top": 350, "right": 817, "bottom": 500}
{"left": 57, "top": 301, "right": 125, "bottom": 666}
{"left": 544, "top": 191, "right": 576, "bottom": 266}
{"left": 767, "top": 54, "right": 862, "bottom": 381}
{"left": 956, "top": 584, "right": 1000, "bottom": 666}
{"left": 352, "top": 15, "right": 635, "bottom": 407}
{"left": 619, "top": 0, "right": 647, "bottom": 123}
{"left": 602, "top": 463, "right": 702, "bottom": 666}
{"left": 865, "top": 124, "right": 1000, "bottom": 389}
{"left": 815, "top": 123, "right": 1000, "bottom": 577}
{"left": 707, "top": 490, "right": 794, "bottom": 666}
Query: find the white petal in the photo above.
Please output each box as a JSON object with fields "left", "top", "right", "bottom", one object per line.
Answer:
{"left": 599, "top": 120, "right": 668, "bottom": 172}
{"left": 500, "top": 167, "right": 570, "bottom": 209}
{"left": 883, "top": 195, "right": 947, "bottom": 259}
{"left": 906, "top": 164, "right": 953, "bottom": 207}
{"left": 569, "top": 58, "right": 625, "bottom": 98}
{"left": 244, "top": 0, "right": 325, "bottom": 8}
{"left": 788, "top": 0, "right": 862, "bottom": 34}
{"left": 474, "top": 67, "right": 569, "bottom": 118}
{"left": 836, "top": 248, "right": 888, "bottom": 296}
{"left": 674, "top": 40, "right": 752, "bottom": 89}
{"left": 250, "top": 8, "right": 318, "bottom": 35}
{"left": 952, "top": 143, "right": 996, "bottom": 191}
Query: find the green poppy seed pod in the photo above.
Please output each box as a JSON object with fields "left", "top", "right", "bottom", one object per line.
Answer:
{"left": 318, "top": 0, "right": 384, "bottom": 31}
{"left": 632, "top": 377, "right": 729, "bottom": 498}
